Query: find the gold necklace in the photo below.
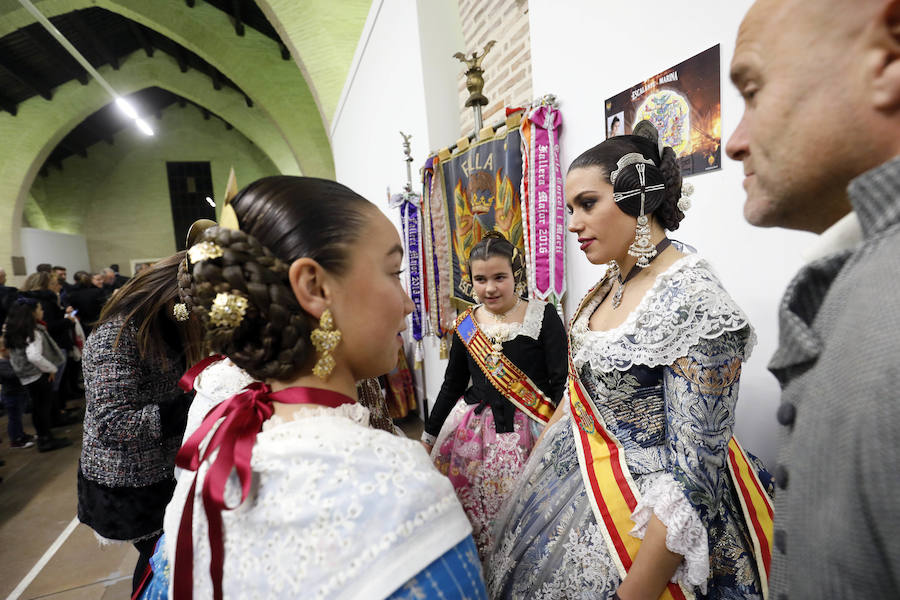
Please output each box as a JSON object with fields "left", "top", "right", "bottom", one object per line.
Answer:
{"left": 484, "top": 297, "right": 521, "bottom": 322}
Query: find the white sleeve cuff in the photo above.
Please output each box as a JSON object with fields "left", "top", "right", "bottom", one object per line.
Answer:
{"left": 420, "top": 432, "right": 437, "bottom": 446}
{"left": 630, "top": 472, "right": 709, "bottom": 593}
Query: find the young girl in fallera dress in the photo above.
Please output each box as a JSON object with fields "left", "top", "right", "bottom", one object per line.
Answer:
{"left": 139, "top": 176, "right": 486, "bottom": 599}
{"left": 422, "top": 232, "right": 567, "bottom": 559}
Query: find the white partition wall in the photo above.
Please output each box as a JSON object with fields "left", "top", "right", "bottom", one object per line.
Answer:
{"left": 19, "top": 228, "right": 91, "bottom": 280}
{"left": 527, "top": 0, "right": 814, "bottom": 465}
{"left": 330, "top": 0, "right": 465, "bottom": 417}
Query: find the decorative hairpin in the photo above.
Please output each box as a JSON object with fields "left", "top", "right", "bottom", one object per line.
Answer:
{"left": 173, "top": 303, "right": 190, "bottom": 322}
{"left": 208, "top": 292, "right": 249, "bottom": 329}
{"left": 187, "top": 241, "right": 224, "bottom": 264}
{"left": 610, "top": 153, "right": 655, "bottom": 185}
{"left": 678, "top": 182, "right": 695, "bottom": 212}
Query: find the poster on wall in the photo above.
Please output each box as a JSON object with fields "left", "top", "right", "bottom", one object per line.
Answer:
{"left": 438, "top": 128, "right": 525, "bottom": 304}
{"left": 604, "top": 44, "right": 721, "bottom": 177}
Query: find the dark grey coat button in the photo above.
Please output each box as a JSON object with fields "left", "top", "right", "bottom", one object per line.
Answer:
{"left": 777, "top": 402, "right": 796, "bottom": 426}
{"left": 775, "top": 464, "right": 789, "bottom": 489}
{"left": 775, "top": 529, "right": 787, "bottom": 554}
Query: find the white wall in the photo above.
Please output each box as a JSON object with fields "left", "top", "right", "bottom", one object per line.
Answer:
{"left": 20, "top": 227, "right": 91, "bottom": 280}
{"left": 528, "top": 0, "right": 814, "bottom": 465}
{"left": 331, "top": 0, "right": 465, "bottom": 416}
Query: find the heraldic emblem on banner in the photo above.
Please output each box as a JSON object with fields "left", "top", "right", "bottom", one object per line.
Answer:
{"left": 439, "top": 125, "right": 525, "bottom": 304}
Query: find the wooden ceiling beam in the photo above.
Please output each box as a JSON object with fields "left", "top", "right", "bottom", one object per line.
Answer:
{"left": 279, "top": 43, "right": 290, "bottom": 61}
{"left": 243, "top": 93, "right": 253, "bottom": 108}
{"left": 0, "top": 90, "right": 18, "bottom": 115}
{"left": 175, "top": 46, "right": 189, "bottom": 73}
{"left": 128, "top": 22, "right": 154, "bottom": 58}
{"left": 24, "top": 29, "right": 89, "bottom": 85}
{"left": 59, "top": 140, "right": 87, "bottom": 158}
{"left": 0, "top": 56, "right": 52, "bottom": 101}
{"left": 210, "top": 68, "right": 222, "bottom": 91}
{"left": 185, "top": 0, "right": 196, "bottom": 7}
{"left": 231, "top": 0, "right": 245, "bottom": 36}
{"left": 70, "top": 10, "right": 120, "bottom": 70}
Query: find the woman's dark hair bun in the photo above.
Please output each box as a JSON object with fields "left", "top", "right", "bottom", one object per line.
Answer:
{"left": 183, "top": 176, "right": 373, "bottom": 381}
{"left": 568, "top": 120, "right": 686, "bottom": 230}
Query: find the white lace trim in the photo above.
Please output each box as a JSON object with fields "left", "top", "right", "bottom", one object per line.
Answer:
{"left": 631, "top": 472, "right": 709, "bottom": 593}
{"left": 182, "top": 358, "right": 256, "bottom": 447}
{"left": 265, "top": 402, "right": 372, "bottom": 429}
{"left": 571, "top": 254, "right": 756, "bottom": 373}
{"left": 475, "top": 299, "right": 546, "bottom": 342}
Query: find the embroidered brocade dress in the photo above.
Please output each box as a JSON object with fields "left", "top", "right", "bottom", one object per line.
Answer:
{"left": 487, "top": 254, "right": 766, "bottom": 600}
{"left": 425, "top": 300, "right": 568, "bottom": 559}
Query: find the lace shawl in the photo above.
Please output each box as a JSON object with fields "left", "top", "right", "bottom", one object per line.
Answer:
{"left": 571, "top": 254, "right": 756, "bottom": 373}
{"left": 164, "top": 398, "right": 472, "bottom": 600}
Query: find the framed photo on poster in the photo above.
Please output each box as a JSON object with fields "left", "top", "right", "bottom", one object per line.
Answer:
{"left": 129, "top": 258, "right": 162, "bottom": 277}
{"left": 605, "top": 44, "right": 722, "bottom": 177}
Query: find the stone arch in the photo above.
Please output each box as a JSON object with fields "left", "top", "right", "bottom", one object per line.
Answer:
{"left": 0, "top": 51, "right": 296, "bottom": 266}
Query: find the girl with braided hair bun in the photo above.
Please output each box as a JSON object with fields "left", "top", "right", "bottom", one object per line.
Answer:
{"left": 487, "top": 124, "right": 772, "bottom": 599}
{"left": 138, "top": 176, "right": 486, "bottom": 600}
{"left": 421, "top": 230, "right": 568, "bottom": 560}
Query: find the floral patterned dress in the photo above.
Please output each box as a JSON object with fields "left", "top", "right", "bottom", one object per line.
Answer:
{"left": 487, "top": 254, "right": 768, "bottom": 600}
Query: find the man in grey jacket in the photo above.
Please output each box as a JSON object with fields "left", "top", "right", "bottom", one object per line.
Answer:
{"left": 727, "top": 0, "right": 900, "bottom": 597}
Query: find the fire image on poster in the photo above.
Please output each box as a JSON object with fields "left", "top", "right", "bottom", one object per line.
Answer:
{"left": 604, "top": 44, "right": 721, "bottom": 177}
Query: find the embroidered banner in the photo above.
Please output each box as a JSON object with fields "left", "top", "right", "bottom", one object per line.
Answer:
{"left": 455, "top": 310, "right": 554, "bottom": 424}
{"left": 392, "top": 191, "right": 424, "bottom": 341}
{"left": 438, "top": 124, "right": 525, "bottom": 304}
{"left": 521, "top": 103, "right": 565, "bottom": 302}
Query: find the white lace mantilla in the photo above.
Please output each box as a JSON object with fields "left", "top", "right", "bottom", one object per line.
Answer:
{"left": 164, "top": 401, "right": 472, "bottom": 600}
{"left": 476, "top": 299, "right": 546, "bottom": 342}
{"left": 630, "top": 472, "right": 710, "bottom": 593}
{"left": 571, "top": 254, "right": 756, "bottom": 373}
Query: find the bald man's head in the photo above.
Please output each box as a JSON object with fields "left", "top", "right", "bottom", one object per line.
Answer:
{"left": 727, "top": 0, "right": 900, "bottom": 232}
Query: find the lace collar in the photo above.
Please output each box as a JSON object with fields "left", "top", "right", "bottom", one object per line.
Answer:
{"left": 570, "top": 254, "right": 756, "bottom": 373}
{"left": 474, "top": 299, "right": 546, "bottom": 341}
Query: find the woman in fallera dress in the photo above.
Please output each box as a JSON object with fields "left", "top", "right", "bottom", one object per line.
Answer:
{"left": 139, "top": 176, "right": 486, "bottom": 600}
{"left": 487, "top": 122, "right": 773, "bottom": 600}
{"left": 422, "top": 231, "right": 567, "bottom": 559}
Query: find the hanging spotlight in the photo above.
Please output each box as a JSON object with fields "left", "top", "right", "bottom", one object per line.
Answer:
{"left": 206, "top": 196, "right": 216, "bottom": 207}
{"left": 115, "top": 97, "right": 139, "bottom": 120}
{"left": 135, "top": 118, "right": 155, "bottom": 136}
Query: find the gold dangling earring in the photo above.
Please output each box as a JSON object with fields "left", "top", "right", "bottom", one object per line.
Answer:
{"left": 310, "top": 308, "right": 342, "bottom": 381}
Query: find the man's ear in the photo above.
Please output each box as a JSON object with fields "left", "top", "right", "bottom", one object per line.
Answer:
{"left": 288, "top": 258, "right": 330, "bottom": 319}
{"left": 869, "top": 0, "right": 900, "bottom": 110}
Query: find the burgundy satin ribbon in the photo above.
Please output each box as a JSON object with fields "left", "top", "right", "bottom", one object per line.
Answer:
{"left": 172, "top": 365, "right": 355, "bottom": 600}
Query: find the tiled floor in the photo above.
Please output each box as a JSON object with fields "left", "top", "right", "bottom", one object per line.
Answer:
{"left": 0, "top": 399, "right": 135, "bottom": 600}
{"left": 0, "top": 401, "right": 424, "bottom": 600}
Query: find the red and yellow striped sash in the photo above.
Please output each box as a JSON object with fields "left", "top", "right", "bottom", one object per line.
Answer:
{"left": 454, "top": 310, "right": 555, "bottom": 424}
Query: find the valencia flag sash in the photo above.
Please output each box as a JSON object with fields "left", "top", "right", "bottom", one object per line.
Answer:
{"left": 567, "top": 281, "right": 773, "bottom": 599}
{"left": 454, "top": 309, "right": 555, "bottom": 424}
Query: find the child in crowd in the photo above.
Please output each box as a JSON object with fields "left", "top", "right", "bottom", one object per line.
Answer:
{"left": 0, "top": 335, "right": 35, "bottom": 448}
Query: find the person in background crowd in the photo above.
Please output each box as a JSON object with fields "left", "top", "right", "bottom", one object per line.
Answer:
{"left": 21, "top": 272, "right": 78, "bottom": 414}
{"left": 4, "top": 298, "right": 71, "bottom": 452}
{"left": 726, "top": 0, "right": 900, "bottom": 596}
{"left": 0, "top": 335, "right": 35, "bottom": 449}
{"left": 53, "top": 265, "right": 71, "bottom": 297}
{"left": 102, "top": 267, "right": 129, "bottom": 291}
{"left": 77, "top": 251, "right": 204, "bottom": 595}
{"left": 0, "top": 268, "right": 18, "bottom": 329}
{"left": 35, "top": 264, "right": 52, "bottom": 274}
{"left": 66, "top": 272, "right": 107, "bottom": 336}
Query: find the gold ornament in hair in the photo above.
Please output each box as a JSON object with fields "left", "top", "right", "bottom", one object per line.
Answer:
{"left": 219, "top": 167, "right": 240, "bottom": 232}
{"left": 310, "top": 308, "right": 342, "bottom": 380}
{"left": 209, "top": 292, "right": 249, "bottom": 329}
{"left": 173, "top": 302, "right": 190, "bottom": 322}
{"left": 188, "top": 241, "right": 224, "bottom": 264}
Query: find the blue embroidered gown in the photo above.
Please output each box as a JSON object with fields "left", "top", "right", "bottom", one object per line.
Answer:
{"left": 487, "top": 254, "right": 770, "bottom": 600}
